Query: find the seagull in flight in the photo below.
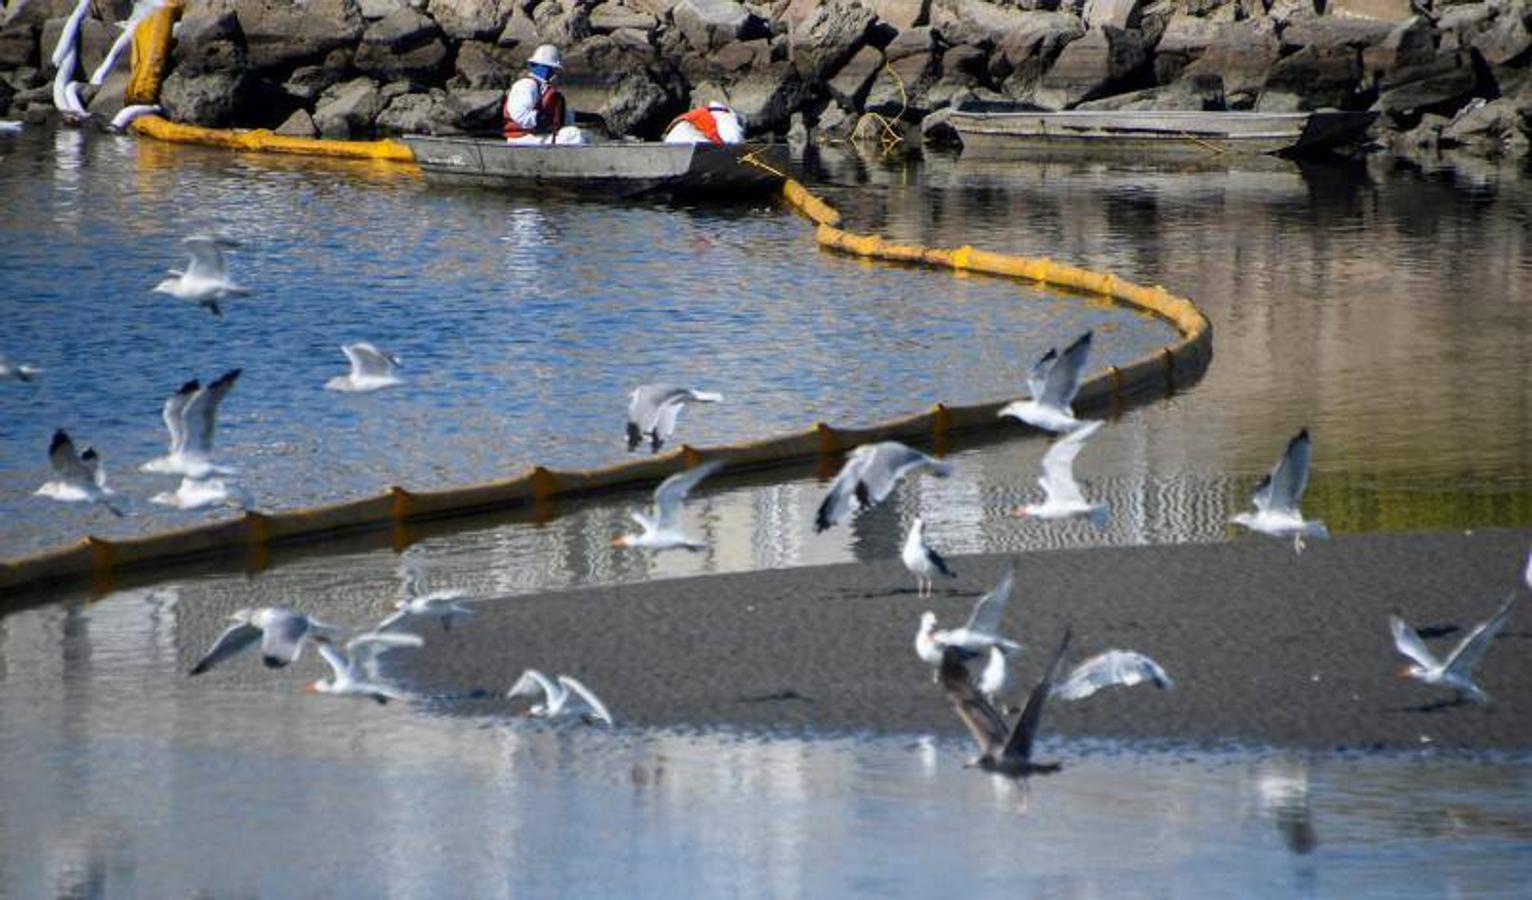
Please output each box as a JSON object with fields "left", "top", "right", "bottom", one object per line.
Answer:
{"left": 614, "top": 460, "right": 725, "bottom": 550}
{"left": 507, "top": 669, "right": 613, "bottom": 725}
{"left": 188, "top": 606, "right": 337, "bottom": 674}
{"left": 153, "top": 235, "right": 249, "bottom": 317}
{"left": 325, "top": 342, "right": 403, "bottom": 392}
{"left": 815, "top": 441, "right": 952, "bottom": 533}
{"left": 1231, "top": 428, "right": 1329, "bottom": 553}
{"left": 1391, "top": 593, "right": 1518, "bottom": 705}
{"left": 377, "top": 565, "right": 479, "bottom": 633}
{"left": 626, "top": 384, "right": 722, "bottom": 452}
{"left": 36, "top": 429, "right": 123, "bottom": 516}
{"left": 916, "top": 565, "right": 1023, "bottom": 678}
{"left": 307, "top": 632, "right": 423, "bottom": 703}
{"left": 1013, "top": 419, "right": 1108, "bottom": 527}
{"left": 999, "top": 331, "right": 1093, "bottom": 434}
{"left": 1052, "top": 650, "right": 1175, "bottom": 701}
{"left": 143, "top": 369, "right": 241, "bottom": 476}
{"left": 941, "top": 627, "right": 1072, "bottom": 778}
{"left": 0, "top": 353, "right": 41, "bottom": 382}
{"left": 150, "top": 475, "right": 253, "bottom": 511}
{"left": 902, "top": 516, "right": 956, "bottom": 598}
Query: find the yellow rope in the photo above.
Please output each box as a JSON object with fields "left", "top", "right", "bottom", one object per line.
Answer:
{"left": 738, "top": 146, "right": 789, "bottom": 179}
{"left": 851, "top": 62, "right": 908, "bottom": 156}
{"left": 1178, "top": 130, "right": 1227, "bottom": 156}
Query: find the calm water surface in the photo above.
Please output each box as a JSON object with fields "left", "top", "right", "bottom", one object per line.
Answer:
{"left": 5, "top": 126, "right": 1532, "bottom": 896}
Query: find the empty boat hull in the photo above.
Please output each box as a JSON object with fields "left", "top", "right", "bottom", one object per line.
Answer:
{"left": 951, "top": 109, "right": 1378, "bottom": 159}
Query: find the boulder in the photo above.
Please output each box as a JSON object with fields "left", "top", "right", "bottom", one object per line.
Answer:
{"left": 234, "top": 0, "right": 365, "bottom": 71}
{"left": 313, "top": 75, "right": 384, "bottom": 136}
{"left": 358, "top": 0, "right": 406, "bottom": 19}
{"left": 589, "top": 2, "right": 657, "bottom": 32}
{"left": 1437, "top": 2, "right": 1498, "bottom": 48}
{"left": 427, "top": 0, "right": 514, "bottom": 41}
{"left": 160, "top": 68, "right": 254, "bottom": 125}
{"left": 274, "top": 106, "right": 318, "bottom": 136}
{"left": 1470, "top": 6, "right": 1530, "bottom": 67}
{"left": 863, "top": 25, "right": 938, "bottom": 115}
{"left": 0, "top": 24, "right": 39, "bottom": 68}
{"left": 354, "top": 8, "right": 448, "bottom": 80}
{"left": 791, "top": 0, "right": 875, "bottom": 82}
{"left": 1441, "top": 96, "right": 1522, "bottom": 149}
{"left": 680, "top": 36, "right": 769, "bottom": 81}
{"left": 989, "top": 10, "right": 1083, "bottom": 92}
{"left": 531, "top": 0, "right": 591, "bottom": 46}
{"left": 871, "top": 0, "right": 927, "bottom": 30}
{"left": 433, "top": 86, "right": 503, "bottom": 132}
{"left": 377, "top": 90, "right": 449, "bottom": 132}
{"left": 1379, "top": 51, "right": 1478, "bottom": 121}
{"left": 283, "top": 64, "right": 345, "bottom": 102}
{"left": 1082, "top": 0, "right": 1139, "bottom": 30}
{"left": 170, "top": 11, "right": 246, "bottom": 76}
{"left": 1179, "top": 19, "right": 1280, "bottom": 105}
{"left": 1360, "top": 15, "right": 1435, "bottom": 83}
{"left": 41, "top": 14, "right": 112, "bottom": 75}
{"left": 928, "top": 0, "right": 1029, "bottom": 48}
{"left": 673, "top": 0, "right": 749, "bottom": 52}
{"left": 451, "top": 39, "right": 520, "bottom": 89}
{"left": 2, "top": 0, "right": 75, "bottom": 28}
{"left": 599, "top": 70, "right": 680, "bottom": 137}
{"left": 826, "top": 43, "right": 881, "bottom": 108}
{"left": 1077, "top": 72, "right": 1224, "bottom": 110}
{"left": 918, "top": 104, "right": 958, "bottom": 143}
{"left": 84, "top": 66, "right": 126, "bottom": 117}
{"left": 1278, "top": 13, "right": 1393, "bottom": 53}
{"left": 698, "top": 60, "right": 804, "bottom": 132}
{"left": 627, "top": 0, "right": 679, "bottom": 17}
{"left": 1257, "top": 44, "right": 1364, "bottom": 111}
{"left": 1033, "top": 25, "right": 1146, "bottom": 110}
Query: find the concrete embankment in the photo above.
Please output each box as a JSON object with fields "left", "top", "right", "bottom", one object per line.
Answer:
{"left": 2, "top": 0, "right": 1528, "bottom": 157}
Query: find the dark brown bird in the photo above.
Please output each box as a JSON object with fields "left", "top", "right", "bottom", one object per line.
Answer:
{"left": 940, "top": 626, "right": 1072, "bottom": 778}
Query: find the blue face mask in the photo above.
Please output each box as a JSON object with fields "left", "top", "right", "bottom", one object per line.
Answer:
{"left": 530, "top": 64, "right": 556, "bottom": 82}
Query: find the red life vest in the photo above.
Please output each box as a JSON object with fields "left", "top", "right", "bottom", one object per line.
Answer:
{"left": 667, "top": 106, "right": 726, "bottom": 145}
{"left": 503, "top": 81, "right": 568, "bottom": 140}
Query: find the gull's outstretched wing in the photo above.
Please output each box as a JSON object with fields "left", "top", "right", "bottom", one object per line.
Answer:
{"left": 1038, "top": 331, "right": 1092, "bottom": 408}
{"left": 507, "top": 669, "right": 557, "bottom": 701}
{"left": 558, "top": 675, "right": 613, "bottom": 725}
{"left": 1389, "top": 615, "right": 1439, "bottom": 671}
{"left": 1038, "top": 419, "right": 1102, "bottom": 505}
{"left": 189, "top": 620, "right": 261, "bottom": 675}
{"left": 48, "top": 430, "right": 93, "bottom": 484}
{"left": 1026, "top": 347, "right": 1056, "bottom": 402}
{"left": 653, "top": 460, "right": 725, "bottom": 530}
{"left": 1004, "top": 626, "right": 1072, "bottom": 764}
{"left": 348, "top": 631, "right": 424, "bottom": 679}
{"left": 259, "top": 610, "right": 313, "bottom": 668}
{"left": 316, "top": 642, "right": 352, "bottom": 680}
{"left": 1052, "top": 649, "right": 1175, "bottom": 702}
{"left": 814, "top": 448, "right": 871, "bottom": 533}
{"left": 181, "top": 368, "right": 240, "bottom": 457}
{"left": 939, "top": 647, "right": 1007, "bottom": 758}
{"left": 1256, "top": 429, "right": 1311, "bottom": 515}
{"left": 630, "top": 385, "right": 686, "bottom": 431}
{"left": 343, "top": 343, "right": 398, "bottom": 378}
{"left": 1443, "top": 593, "right": 1517, "bottom": 680}
{"left": 856, "top": 443, "right": 952, "bottom": 506}
{"left": 375, "top": 608, "right": 411, "bottom": 632}
{"left": 163, "top": 379, "right": 198, "bottom": 455}
{"left": 965, "top": 565, "right": 1016, "bottom": 635}
{"left": 183, "top": 235, "right": 234, "bottom": 280}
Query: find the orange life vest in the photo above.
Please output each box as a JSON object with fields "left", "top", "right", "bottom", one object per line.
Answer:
{"left": 503, "top": 81, "right": 567, "bottom": 139}
{"left": 667, "top": 106, "right": 726, "bottom": 145}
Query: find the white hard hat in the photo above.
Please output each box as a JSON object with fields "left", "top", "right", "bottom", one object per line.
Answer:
{"left": 528, "top": 44, "right": 563, "bottom": 69}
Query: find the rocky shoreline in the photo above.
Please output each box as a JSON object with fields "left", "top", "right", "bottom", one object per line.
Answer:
{"left": 2, "top": 0, "right": 1529, "bottom": 156}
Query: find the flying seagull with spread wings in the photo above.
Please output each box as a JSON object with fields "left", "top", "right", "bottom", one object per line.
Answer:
{"left": 999, "top": 331, "right": 1093, "bottom": 434}
{"left": 816, "top": 442, "right": 952, "bottom": 533}
{"left": 1231, "top": 428, "right": 1329, "bottom": 553}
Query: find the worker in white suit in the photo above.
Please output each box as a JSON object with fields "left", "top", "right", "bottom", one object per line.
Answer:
{"left": 663, "top": 102, "right": 747, "bottom": 145}
{"left": 502, "top": 44, "right": 586, "bottom": 145}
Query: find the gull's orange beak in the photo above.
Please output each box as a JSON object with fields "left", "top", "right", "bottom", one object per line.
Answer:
{"left": 611, "top": 536, "right": 626, "bottom": 547}
{"left": 1009, "top": 506, "right": 1029, "bottom": 519}
{"left": 1395, "top": 666, "right": 1414, "bottom": 680}
{"left": 302, "top": 682, "right": 320, "bottom": 694}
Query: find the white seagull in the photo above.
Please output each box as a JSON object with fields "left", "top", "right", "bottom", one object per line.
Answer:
{"left": 1052, "top": 650, "right": 1175, "bottom": 701}
{"left": 307, "top": 632, "right": 423, "bottom": 703}
{"left": 902, "top": 515, "right": 957, "bottom": 598}
{"left": 1391, "top": 593, "right": 1518, "bottom": 705}
{"left": 1014, "top": 419, "right": 1108, "bottom": 526}
{"left": 978, "top": 645, "right": 1015, "bottom": 710}
{"left": 150, "top": 475, "right": 253, "bottom": 511}
{"left": 325, "top": 342, "right": 403, "bottom": 392}
{"left": 614, "top": 460, "right": 725, "bottom": 550}
{"left": 36, "top": 429, "right": 123, "bottom": 517}
{"left": 1231, "top": 428, "right": 1329, "bottom": 553}
{"left": 0, "top": 353, "right": 41, "bottom": 382}
{"left": 377, "top": 568, "right": 479, "bottom": 633}
{"left": 188, "top": 606, "right": 337, "bottom": 674}
{"left": 153, "top": 235, "right": 249, "bottom": 316}
{"left": 626, "top": 384, "right": 723, "bottom": 452}
{"left": 999, "top": 330, "right": 1093, "bottom": 434}
{"left": 916, "top": 565, "right": 1023, "bottom": 670}
{"left": 815, "top": 441, "right": 953, "bottom": 533}
{"left": 142, "top": 368, "right": 241, "bottom": 476}
{"left": 507, "top": 669, "right": 613, "bottom": 725}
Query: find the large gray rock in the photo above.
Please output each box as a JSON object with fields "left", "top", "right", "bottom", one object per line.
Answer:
{"left": 1257, "top": 44, "right": 1363, "bottom": 111}
{"left": 1379, "top": 51, "right": 1478, "bottom": 121}
{"left": 531, "top": 0, "right": 591, "bottom": 46}
{"left": 41, "top": 14, "right": 111, "bottom": 75}
{"left": 928, "top": 0, "right": 1029, "bottom": 48}
{"left": 427, "top": 0, "right": 514, "bottom": 41}
{"left": 451, "top": 39, "right": 520, "bottom": 89}
{"left": 1179, "top": 19, "right": 1280, "bottom": 105}
{"left": 1082, "top": 0, "right": 1139, "bottom": 29}
{"left": 274, "top": 106, "right": 318, "bottom": 136}
{"left": 863, "top": 28, "right": 938, "bottom": 115}
{"left": 358, "top": 0, "right": 406, "bottom": 19}
{"left": 313, "top": 75, "right": 384, "bottom": 136}
{"left": 284, "top": 63, "right": 345, "bottom": 102}
{"left": 0, "top": 23, "right": 39, "bottom": 68}
{"left": 1033, "top": 25, "right": 1145, "bottom": 109}
{"left": 792, "top": 0, "right": 875, "bottom": 82}
{"left": 1441, "top": 97, "right": 1523, "bottom": 148}
{"left": 990, "top": 11, "right": 1083, "bottom": 93}
{"left": 680, "top": 36, "right": 769, "bottom": 81}
{"left": 234, "top": 0, "right": 365, "bottom": 71}
{"left": 1471, "top": 6, "right": 1531, "bottom": 67}
{"left": 1361, "top": 15, "right": 1436, "bottom": 83}
{"left": 697, "top": 59, "right": 804, "bottom": 132}
{"left": 434, "top": 86, "right": 503, "bottom": 132}
{"left": 589, "top": 2, "right": 657, "bottom": 33}
{"left": 871, "top": 0, "right": 927, "bottom": 30}
{"left": 3, "top": 0, "right": 75, "bottom": 28}
{"left": 673, "top": 0, "right": 749, "bottom": 51}
{"left": 161, "top": 68, "right": 254, "bottom": 125}
{"left": 354, "top": 7, "right": 448, "bottom": 80}
{"left": 84, "top": 66, "right": 126, "bottom": 117}
{"left": 1278, "top": 12, "right": 1393, "bottom": 52}
{"left": 1077, "top": 73, "right": 1224, "bottom": 110}
{"left": 376, "top": 90, "right": 449, "bottom": 132}
{"left": 826, "top": 43, "right": 881, "bottom": 108}
{"left": 599, "top": 70, "right": 680, "bottom": 137}
{"left": 496, "top": 5, "right": 538, "bottom": 49}
{"left": 171, "top": 11, "right": 246, "bottom": 76}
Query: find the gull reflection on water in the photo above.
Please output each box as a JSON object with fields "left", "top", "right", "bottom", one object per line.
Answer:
{"left": 1255, "top": 757, "right": 1319, "bottom": 856}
